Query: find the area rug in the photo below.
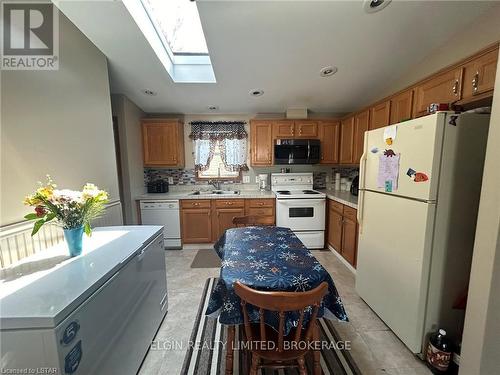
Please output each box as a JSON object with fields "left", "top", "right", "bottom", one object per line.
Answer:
{"left": 190, "top": 249, "right": 222, "bottom": 269}
{"left": 180, "top": 278, "right": 361, "bottom": 375}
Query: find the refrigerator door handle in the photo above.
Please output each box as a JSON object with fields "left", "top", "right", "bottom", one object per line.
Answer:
{"left": 359, "top": 131, "right": 368, "bottom": 190}
{"left": 357, "top": 189, "right": 365, "bottom": 234}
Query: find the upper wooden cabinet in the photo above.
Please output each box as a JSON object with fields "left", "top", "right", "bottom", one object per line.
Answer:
{"left": 369, "top": 101, "right": 390, "bottom": 130}
{"left": 250, "top": 120, "right": 273, "bottom": 166}
{"left": 295, "top": 121, "right": 318, "bottom": 138}
{"left": 353, "top": 110, "right": 370, "bottom": 164}
{"left": 462, "top": 47, "right": 498, "bottom": 99}
{"left": 142, "top": 119, "right": 184, "bottom": 167}
{"left": 319, "top": 121, "right": 340, "bottom": 164}
{"left": 273, "top": 120, "right": 318, "bottom": 139}
{"left": 273, "top": 120, "right": 295, "bottom": 138}
{"left": 390, "top": 90, "right": 414, "bottom": 125}
{"left": 413, "top": 68, "right": 463, "bottom": 117}
{"left": 339, "top": 116, "right": 355, "bottom": 164}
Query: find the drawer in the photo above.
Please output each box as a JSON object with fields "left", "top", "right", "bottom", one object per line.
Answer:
{"left": 247, "top": 199, "right": 275, "bottom": 208}
{"left": 329, "top": 199, "right": 344, "bottom": 214}
{"left": 181, "top": 200, "right": 211, "bottom": 209}
{"left": 247, "top": 207, "right": 274, "bottom": 217}
{"left": 343, "top": 206, "right": 357, "bottom": 221}
{"left": 214, "top": 199, "right": 245, "bottom": 208}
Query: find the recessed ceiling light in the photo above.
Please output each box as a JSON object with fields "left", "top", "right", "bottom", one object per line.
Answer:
{"left": 320, "top": 66, "right": 338, "bottom": 77}
{"left": 364, "top": 0, "right": 391, "bottom": 13}
{"left": 141, "top": 89, "right": 157, "bottom": 96}
{"left": 250, "top": 89, "right": 264, "bottom": 97}
{"left": 208, "top": 105, "right": 219, "bottom": 111}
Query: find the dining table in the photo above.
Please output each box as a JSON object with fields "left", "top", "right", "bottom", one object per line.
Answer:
{"left": 205, "top": 226, "right": 348, "bottom": 374}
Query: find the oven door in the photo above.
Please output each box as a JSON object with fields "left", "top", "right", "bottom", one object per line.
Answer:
{"left": 276, "top": 198, "right": 326, "bottom": 231}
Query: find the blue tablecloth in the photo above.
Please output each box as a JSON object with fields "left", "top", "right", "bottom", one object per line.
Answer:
{"left": 205, "top": 226, "right": 348, "bottom": 334}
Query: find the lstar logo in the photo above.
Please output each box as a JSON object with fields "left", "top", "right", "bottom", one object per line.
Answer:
{"left": 1, "top": 1, "right": 59, "bottom": 70}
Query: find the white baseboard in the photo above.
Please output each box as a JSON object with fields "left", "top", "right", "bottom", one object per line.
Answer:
{"left": 327, "top": 245, "right": 357, "bottom": 275}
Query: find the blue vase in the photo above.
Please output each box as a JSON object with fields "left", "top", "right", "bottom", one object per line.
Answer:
{"left": 64, "top": 226, "right": 84, "bottom": 257}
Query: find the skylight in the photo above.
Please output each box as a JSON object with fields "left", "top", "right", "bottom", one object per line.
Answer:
{"left": 142, "top": 0, "right": 208, "bottom": 55}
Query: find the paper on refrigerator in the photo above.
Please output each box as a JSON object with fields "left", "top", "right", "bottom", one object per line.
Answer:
{"left": 377, "top": 153, "right": 400, "bottom": 190}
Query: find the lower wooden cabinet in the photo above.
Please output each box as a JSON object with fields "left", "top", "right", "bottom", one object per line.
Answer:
{"left": 328, "top": 208, "right": 343, "bottom": 252}
{"left": 327, "top": 199, "right": 358, "bottom": 268}
{"left": 213, "top": 207, "right": 245, "bottom": 240}
{"left": 181, "top": 198, "right": 275, "bottom": 244}
{"left": 180, "top": 205, "right": 212, "bottom": 243}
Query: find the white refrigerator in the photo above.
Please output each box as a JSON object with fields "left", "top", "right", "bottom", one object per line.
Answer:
{"left": 355, "top": 112, "right": 490, "bottom": 354}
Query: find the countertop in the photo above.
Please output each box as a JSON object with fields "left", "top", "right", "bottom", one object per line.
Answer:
{"left": 321, "top": 190, "right": 358, "bottom": 209}
{"left": 0, "top": 225, "right": 162, "bottom": 330}
{"left": 137, "top": 190, "right": 276, "bottom": 200}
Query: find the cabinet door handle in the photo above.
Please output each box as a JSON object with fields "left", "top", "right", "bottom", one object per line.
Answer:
{"left": 452, "top": 79, "right": 459, "bottom": 96}
{"left": 193, "top": 202, "right": 199, "bottom": 206}
{"left": 472, "top": 71, "right": 479, "bottom": 94}
{"left": 259, "top": 202, "right": 264, "bottom": 206}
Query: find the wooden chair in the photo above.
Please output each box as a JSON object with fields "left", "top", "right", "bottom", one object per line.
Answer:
{"left": 232, "top": 215, "right": 274, "bottom": 227}
{"left": 233, "top": 281, "right": 328, "bottom": 375}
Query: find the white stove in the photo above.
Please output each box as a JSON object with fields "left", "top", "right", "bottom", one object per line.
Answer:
{"left": 271, "top": 173, "right": 326, "bottom": 249}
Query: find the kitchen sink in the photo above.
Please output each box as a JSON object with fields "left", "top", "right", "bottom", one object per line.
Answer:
{"left": 190, "top": 190, "right": 240, "bottom": 196}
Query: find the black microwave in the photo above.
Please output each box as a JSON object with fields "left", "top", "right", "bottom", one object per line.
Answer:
{"left": 274, "top": 139, "right": 320, "bottom": 165}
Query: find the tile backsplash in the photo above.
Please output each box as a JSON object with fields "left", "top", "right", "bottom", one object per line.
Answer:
{"left": 145, "top": 167, "right": 359, "bottom": 190}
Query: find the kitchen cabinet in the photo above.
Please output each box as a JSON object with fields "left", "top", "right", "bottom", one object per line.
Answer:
{"left": 142, "top": 119, "right": 184, "bottom": 167}
{"left": 369, "top": 101, "right": 390, "bottom": 130}
{"left": 339, "top": 116, "right": 355, "bottom": 164}
{"left": 390, "top": 89, "right": 414, "bottom": 124}
{"left": 462, "top": 47, "right": 498, "bottom": 100}
{"left": 327, "top": 199, "right": 358, "bottom": 268}
{"left": 250, "top": 120, "right": 273, "bottom": 166}
{"left": 413, "top": 68, "right": 462, "bottom": 117}
{"left": 353, "top": 110, "right": 370, "bottom": 164}
{"left": 180, "top": 200, "right": 212, "bottom": 243}
{"left": 213, "top": 199, "right": 245, "bottom": 240}
{"left": 180, "top": 198, "right": 276, "bottom": 244}
{"left": 328, "top": 204, "right": 343, "bottom": 252}
{"left": 295, "top": 120, "right": 319, "bottom": 138}
{"left": 245, "top": 199, "right": 275, "bottom": 223}
{"left": 272, "top": 120, "right": 318, "bottom": 139}
{"left": 273, "top": 120, "right": 295, "bottom": 138}
{"left": 319, "top": 121, "right": 340, "bottom": 164}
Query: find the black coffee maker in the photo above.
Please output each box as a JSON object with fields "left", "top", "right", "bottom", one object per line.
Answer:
{"left": 350, "top": 176, "right": 359, "bottom": 196}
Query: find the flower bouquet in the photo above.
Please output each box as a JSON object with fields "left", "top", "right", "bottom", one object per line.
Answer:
{"left": 24, "top": 176, "right": 109, "bottom": 256}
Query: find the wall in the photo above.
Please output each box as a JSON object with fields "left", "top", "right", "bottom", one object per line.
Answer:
{"left": 380, "top": 3, "right": 500, "bottom": 98}
{"left": 459, "top": 48, "right": 500, "bottom": 375}
{"left": 111, "top": 94, "right": 145, "bottom": 224}
{"left": 0, "top": 14, "right": 120, "bottom": 226}
{"left": 143, "top": 114, "right": 355, "bottom": 190}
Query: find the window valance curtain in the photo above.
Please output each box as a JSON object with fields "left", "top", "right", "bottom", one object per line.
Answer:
{"left": 189, "top": 121, "right": 248, "bottom": 172}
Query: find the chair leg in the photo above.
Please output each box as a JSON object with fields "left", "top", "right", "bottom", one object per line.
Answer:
{"left": 313, "top": 322, "right": 322, "bottom": 375}
{"left": 249, "top": 354, "right": 260, "bottom": 375}
{"left": 297, "top": 356, "right": 307, "bottom": 375}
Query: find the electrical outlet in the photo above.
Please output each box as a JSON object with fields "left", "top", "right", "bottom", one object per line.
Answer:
{"left": 168, "top": 177, "right": 174, "bottom": 184}
{"left": 255, "top": 176, "right": 259, "bottom": 183}
{"left": 243, "top": 176, "right": 250, "bottom": 183}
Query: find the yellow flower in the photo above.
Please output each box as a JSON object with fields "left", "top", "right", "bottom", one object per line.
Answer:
{"left": 36, "top": 186, "right": 54, "bottom": 199}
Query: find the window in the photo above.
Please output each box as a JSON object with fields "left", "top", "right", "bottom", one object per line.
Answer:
{"left": 141, "top": 0, "right": 208, "bottom": 55}
{"left": 197, "top": 144, "right": 240, "bottom": 180}
{"left": 123, "top": 0, "right": 215, "bottom": 82}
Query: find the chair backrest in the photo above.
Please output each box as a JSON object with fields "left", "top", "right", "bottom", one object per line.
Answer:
{"left": 234, "top": 281, "right": 328, "bottom": 352}
{"left": 232, "top": 215, "right": 274, "bottom": 227}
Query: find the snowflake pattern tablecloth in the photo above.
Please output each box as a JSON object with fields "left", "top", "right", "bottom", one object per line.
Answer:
{"left": 205, "top": 226, "right": 348, "bottom": 334}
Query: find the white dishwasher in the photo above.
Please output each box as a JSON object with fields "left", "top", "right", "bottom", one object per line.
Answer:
{"left": 140, "top": 200, "right": 181, "bottom": 249}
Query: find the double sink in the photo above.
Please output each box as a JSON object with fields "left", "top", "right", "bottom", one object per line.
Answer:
{"left": 189, "top": 190, "right": 240, "bottom": 196}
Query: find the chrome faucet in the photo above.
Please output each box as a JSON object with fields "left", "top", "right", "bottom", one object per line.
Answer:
{"left": 209, "top": 180, "right": 221, "bottom": 190}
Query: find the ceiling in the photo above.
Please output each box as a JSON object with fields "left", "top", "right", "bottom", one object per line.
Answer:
{"left": 56, "top": 1, "right": 496, "bottom": 114}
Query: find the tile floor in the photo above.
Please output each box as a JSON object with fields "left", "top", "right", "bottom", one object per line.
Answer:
{"left": 139, "top": 249, "right": 431, "bottom": 375}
